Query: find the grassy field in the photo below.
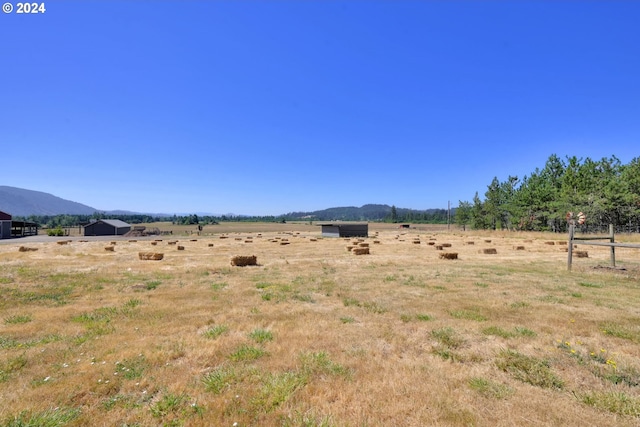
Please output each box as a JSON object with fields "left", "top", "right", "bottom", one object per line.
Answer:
{"left": 1, "top": 223, "right": 640, "bottom": 426}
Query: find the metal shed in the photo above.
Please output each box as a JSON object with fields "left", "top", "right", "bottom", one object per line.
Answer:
{"left": 0, "top": 211, "right": 11, "bottom": 239}
{"left": 83, "top": 219, "right": 131, "bottom": 236}
{"left": 320, "top": 223, "right": 368, "bottom": 238}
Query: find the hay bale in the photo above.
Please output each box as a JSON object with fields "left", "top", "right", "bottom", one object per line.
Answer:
{"left": 219, "top": 236, "right": 228, "bottom": 239}
{"left": 155, "top": 239, "right": 163, "bottom": 242}
{"left": 190, "top": 239, "right": 198, "bottom": 242}
{"left": 514, "top": 246, "right": 525, "bottom": 250}
{"left": 18, "top": 246, "right": 38, "bottom": 252}
{"left": 412, "top": 240, "right": 421, "bottom": 244}
{"left": 235, "top": 238, "right": 242, "bottom": 241}
{"left": 139, "top": 252, "right": 164, "bottom": 260}
{"left": 481, "top": 248, "right": 498, "bottom": 254}
{"left": 208, "top": 243, "right": 214, "bottom": 247}
{"left": 57, "top": 241, "right": 68, "bottom": 245}
{"left": 168, "top": 241, "right": 177, "bottom": 245}
{"left": 524, "top": 240, "right": 533, "bottom": 243}
{"left": 575, "top": 251, "right": 589, "bottom": 258}
{"left": 557, "top": 241, "right": 568, "bottom": 245}
{"left": 105, "top": 246, "right": 115, "bottom": 252}
{"left": 110, "top": 242, "right": 117, "bottom": 245}
{"left": 545, "top": 241, "right": 555, "bottom": 245}
{"left": 427, "top": 241, "right": 435, "bottom": 246}
{"left": 441, "top": 243, "right": 452, "bottom": 247}
{"left": 230, "top": 255, "right": 257, "bottom": 266}
{"left": 177, "top": 245, "right": 185, "bottom": 250}
{"left": 129, "top": 240, "right": 137, "bottom": 242}
{"left": 310, "top": 238, "right": 317, "bottom": 242}
{"left": 484, "top": 239, "right": 492, "bottom": 243}
{"left": 373, "top": 240, "right": 381, "bottom": 244}
{"left": 280, "top": 242, "right": 290, "bottom": 246}
{"left": 466, "top": 241, "right": 475, "bottom": 245}
{"left": 346, "top": 246, "right": 354, "bottom": 251}
{"left": 439, "top": 252, "right": 458, "bottom": 260}
{"left": 359, "top": 243, "right": 369, "bottom": 247}
{"left": 435, "top": 245, "right": 444, "bottom": 250}
{"left": 244, "top": 240, "right": 253, "bottom": 243}
{"left": 353, "top": 247, "right": 370, "bottom": 255}
{"left": 151, "top": 241, "right": 158, "bottom": 246}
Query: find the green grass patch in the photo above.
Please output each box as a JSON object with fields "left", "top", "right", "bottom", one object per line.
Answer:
{"left": 229, "top": 345, "right": 267, "bottom": 362}
{"left": 600, "top": 322, "right": 640, "bottom": 342}
{"left": 579, "top": 391, "right": 640, "bottom": 417}
{"left": 3, "top": 407, "right": 81, "bottom": 426}
{"left": 578, "top": 282, "right": 603, "bottom": 288}
{"left": 449, "top": 309, "right": 487, "bottom": 322}
{"left": 251, "top": 371, "right": 307, "bottom": 413}
{"left": 203, "top": 325, "right": 229, "bottom": 339}
{"left": 496, "top": 349, "right": 563, "bottom": 389}
{"left": 249, "top": 328, "right": 274, "bottom": 344}
{"left": 468, "top": 377, "right": 513, "bottom": 399}
{"left": 202, "top": 364, "right": 238, "bottom": 394}
{"left": 4, "top": 314, "right": 32, "bottom": 325}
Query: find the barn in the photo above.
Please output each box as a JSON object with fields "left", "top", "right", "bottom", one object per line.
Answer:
{"left": 0, "top": 211, "right": 11, "bottom": 239}
{"left": 83, "top": 219, "right": 131, "bottom": 236}
{"left": 320, "top": 223, "right": 368, "bottom": 238}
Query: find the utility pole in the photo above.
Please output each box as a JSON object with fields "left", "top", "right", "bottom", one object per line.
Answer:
{"left": 447, "top": 200, "right": 450, "bottom": 231}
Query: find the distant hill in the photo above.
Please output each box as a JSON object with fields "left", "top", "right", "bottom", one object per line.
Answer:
{"left": 284, "top": 204, "right": 450, "bottom": 222}
{"left": 0, "top": 186, "right": 98, "bottom": 216}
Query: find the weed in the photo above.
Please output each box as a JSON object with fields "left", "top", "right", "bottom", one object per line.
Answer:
{"left": 468, "top": 377, "right": 513, "bottom": 399}
{"left": 145, "top": 280, "right": 161, "bottom": 290}
{"left": 229, "top": 345, "right": 267, "bottom": 362}
{"left": 416, "top": 314, "right": 433, "bottom": 321}
{"left": 4, "top": 314, "right": 32, "bottom": 324}
{"left": 202, "top": 365, "right": 237, "bottom": 394}
{"left": 363, "top": 301, "right": 387, "bottom": 314}
{"left": 249, "top": 328, "right": 274, "bottom": 344}
{"left": 482, "top": 326, "right": 515, "bottom": 339}
{"left": 0, "top": 354, "right": 27, "bottom": 383}
{"left": 203, "top": 325, "right": 229, "bottom": 339}
{"left": 342, "top": 297, "right": 361, "bottom": 307}
{"left": 496, "top": 349, "right": 563, "bottom": 389}
{"left": 579, "top": 391, "right": 640, "bottom": 416}
{"left": 431, "top": 327, "right": 464, "bottom": 349}
{"left": 300, "top": 351, "right": 350, "bottom": 378}
{"left": 211, "top": 282, "right": 228, "bottom": 290}
{"left": 510, "top": 301, "right": 529, "bottom": 309}
{"left": 252, "top": 371, "right": 307, "bottom": 413}
{"left": 578, "top": 282, "right": 603, "bottom": 288}
{"left": 474, "top": 282, "right": 489, "bottom": 288}
{"left": 149, "top": 392, "right": 187, "bottom": 418}
{"left": 449, "top": 309, "right": 487, "bottom": 322}
{"left": 3, "top": 407, "right": 81, "bottom": 426}
{"left": 114, "top": 355, "right": 148, "bottom": 380}
{"left": 340, "top": 317, "right": 355, "bottom": 324}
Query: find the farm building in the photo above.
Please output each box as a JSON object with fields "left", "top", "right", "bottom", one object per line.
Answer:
{"left": 0, "top": 211, "right": 37, "bottom": 238}
{"left": 0, "top": 211, "right": 11, "bottom": 239}
{"left": 83, "top": 219, "right": 131, "bottom": 236}
{"left": 320, "top": 223, "right": 368, "bottom": 238}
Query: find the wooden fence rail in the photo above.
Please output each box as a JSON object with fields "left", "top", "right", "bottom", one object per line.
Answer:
{"left": 568, "top": 224, "right": 640, "bottom": 270}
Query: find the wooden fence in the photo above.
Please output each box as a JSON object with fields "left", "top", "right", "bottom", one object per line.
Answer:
{"left": 568, "top": 224, "right": 640, "bottom": 270}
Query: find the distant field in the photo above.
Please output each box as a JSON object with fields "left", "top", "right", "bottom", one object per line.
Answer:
{"left": 1, "top": 225, "right": 640, "bottom": 426}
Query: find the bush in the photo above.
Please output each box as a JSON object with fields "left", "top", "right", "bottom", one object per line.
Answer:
{"left": 47, "top": 227, "right": 64, "bottom": 236}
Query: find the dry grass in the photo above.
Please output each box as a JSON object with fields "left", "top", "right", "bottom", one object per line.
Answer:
{"left": 1, "top": 224, "right": 640, "bottom": 426}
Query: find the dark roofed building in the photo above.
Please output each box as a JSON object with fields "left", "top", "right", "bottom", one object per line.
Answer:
{"left": 0, "top": 211, "right": 11, "bottom": 239}
{"left": 320, "top": 223, "right": 368, "bottom": 238}
{"left": 83, "top": 219, "right": 131, "bottom": 236}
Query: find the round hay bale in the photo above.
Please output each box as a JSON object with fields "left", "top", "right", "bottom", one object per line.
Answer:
{"left": 346, "top": 246, "right": 354, "bottom": 251}
{"left": 235, "top": 238, "right": 242, "bottom": 241}
{"left": 168, "top": 241, "right": 177, "bottom": 245}
{"left": 57, "top": 241, "right": 68, "bottom": 245}
{"left": 244, "top": 240, "right": 253, "bottom": 243}
{"left": 110, "top": 241, "right": 117, "bottom": 245}
{"left": 575, "top": 251, "right": 589, "bottom": 258}
{"left": 230, "top": 255, "right": 257, "bottom": 266}
{"left": 481, "top": 248, "right": 497, "bottom": 254}
{"left": 545, "top": 241, "right": 555, "bottom": 245}
{"left": 208, "top": 243, "right": 214, "bottom": 247}
{"left": 219, "top": 236, "right": 228, "bottom": 239}
{"left": 466, "top": 241, "right": 475, "bottom": 245}
{"left": 412, "top": 240, "right": 421, "bottom": 244}
{"left": 139, "top": 252, "right": 164, "bottom": 260}
{"left": 484, "top": 240, "right": 492, "bottom": 243}
{"left": 104, "top": 246, "right": 115, "bottom": 252}
{"left": 435, "top": 245, "right": 444, "bottom": 250}
{"left": 557, "top": 241, "right": 568, "bottom": 245}
{"left": 310, "top": 238, "right": 317, "bottom": 242}
{"left": 151, "top": 241, "right": 158, "bottom": 246}
{"left": 439, "top": 252, "right": 458, "bottom": 260}
{"left": 353, "top": 247, "right": 370, "bottom": 255}
{"left": 177, "top": 246, "right": 185, "bottom": 250}
{"left": 373, "top": 240, "right": 381, "bottom": 244}
{"left": 441, "top": 243, "right": 452, "bottom": 248}
{"left": 129, "top": 240, "right": 137, "bottom": 242}
{"left": 190, "top": 239, "right": 198, "bottom": 242}
{"left": 280, "top": 242, "right": 290, "bottom": 246}
{"left": 18, "top": 246, "right": 38, "bottom": 252}
{"left": 513, "top": 246, "right": 525, "bottom": 250}
{"left": 427, "top": 241, "right": 435, "bottom": 246}
{"left": 358, "top": 243, "right": 369, "bottom": 247}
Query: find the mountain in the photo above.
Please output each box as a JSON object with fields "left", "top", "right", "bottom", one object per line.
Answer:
{"left": 0, "top": 186, "right": 98, "bottom": 216}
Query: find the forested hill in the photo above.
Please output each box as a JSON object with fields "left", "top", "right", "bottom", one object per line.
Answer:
{"left": 455, "top": 155, "right": 640, "bottom": 232}
{"left": 284, "top": 204, "right": 450, "bottom": 222}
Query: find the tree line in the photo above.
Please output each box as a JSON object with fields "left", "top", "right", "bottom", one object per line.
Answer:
{"left": 455, "top": 154, "right": 640, "bottom": 232}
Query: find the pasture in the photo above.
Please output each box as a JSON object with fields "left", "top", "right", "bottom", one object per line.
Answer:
{"left": 1, "top": 223, "right": 640, "bottom": 426}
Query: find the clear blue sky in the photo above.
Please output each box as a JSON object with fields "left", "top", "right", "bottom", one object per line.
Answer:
{"left": 1, "top": 1, "right": 639, "bottom": 215}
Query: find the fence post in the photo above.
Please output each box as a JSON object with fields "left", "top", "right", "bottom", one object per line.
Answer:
{"left": 609, "top": 224, "right": 615, "bottom": 267}
{"left": 567, "top": 224, "right": 574, "bottom": 271}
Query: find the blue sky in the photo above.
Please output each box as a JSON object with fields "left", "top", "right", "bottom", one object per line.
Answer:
{"left": 1, "top": 1, "right": 639, "bottom": 215}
